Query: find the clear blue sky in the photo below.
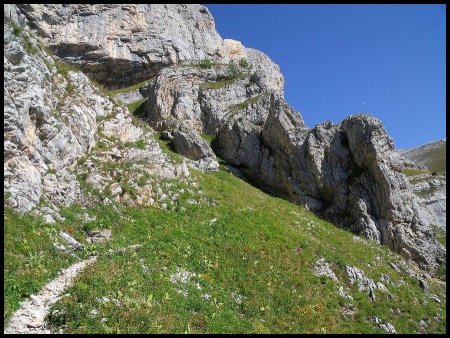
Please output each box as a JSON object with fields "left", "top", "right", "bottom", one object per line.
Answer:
{"left": 206, "top": 4, "right": 446, "bottom": 149}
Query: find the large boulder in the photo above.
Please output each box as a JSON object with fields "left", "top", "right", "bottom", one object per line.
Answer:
{"left": 172, "top": 127, "right": 214, "bottom": 161}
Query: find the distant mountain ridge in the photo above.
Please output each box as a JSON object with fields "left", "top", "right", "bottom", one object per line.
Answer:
{"left": 400, "top": 139, "right": 446, "bottom": 174}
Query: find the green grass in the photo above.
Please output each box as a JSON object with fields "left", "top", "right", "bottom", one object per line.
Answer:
{"left": 126, "top": 99, "right": 147, "bottom": 116}
{"left": 228, "top": 95, "right": 261, "bottom": 113}
{"left": 200, "top": 133, "right": 215, "bottom": 146}
{"left": 409, "top": 176, "right": 432, "bottom": 185}
{"left": 155, "top": 133, "right": 184, "bottom": 164}
{"left": 430, "top": 224, "right": 446, "bottom": 247}
{"left": 29, "top": 168, "right": 445, "bottom": 333}
{"left": 54, "top": 59, "right": 78, "bottom": 78}
{"left": 124, "top": 139, "right": 146, "bottom": 150}
{"left": 66, "top": 82, "right": 75, "bottom": 95}
{"left": 402, "top": 168, "right": 429, "bottom": 177}
{"left": 421, "top": 144, "right": 446, "bottom": 174}
{"left": 107, "top": 78, "right": 155, "bottom": 97}
{"left": 200, "top": 76, "right": 242, "bottom": 90}
{"left": 404, "top": 142, "right": 446, "bottom": 174}
{"left": 197, "top": 59, "right": 214, "bottom": 69}
{"left": 22, "top": 33, "right": 38, "bottom": 55}
{"left": 415, "top": 186, "right": 437, "bottom": 198}
{"left": 11, "top": 21, "right": 21, "bottom": 36}
{"left": 4, "top": 208, "right": 80, "bottom": 323}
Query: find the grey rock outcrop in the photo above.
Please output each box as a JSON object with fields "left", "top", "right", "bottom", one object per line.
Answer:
{"left": 4, "top": 19, "right": 110, "bottom": 213}
{"left": 8, "top": 4, "right": 223, "bottom": 88}
{"left": 399, "top": 140, "right": 446, "bottom": 229}
{"left": 313, "top": 258, "right": 338, "bottom": 282}
{"left": 4, "top": 16, "right": 192, "bottom": 218}
{"left": 7, "top": 4, "right": 285, "bottom": 95}
{"left": 215, "top": 98, "right": 445, "bottom": 270}
{"left": 346, "top": 266, "right": 387, "bottom": 302}
{"left": 370, "top": 317, "right": 397, "bottom": 334}
{"left": 171, "top": 126, "right": 219, "bottom": 172}
{"left": 141, "top": 58, "right": 445, "bottom": 270}
{"left": 172, "top": 128, "right": 214, "bottom": 161}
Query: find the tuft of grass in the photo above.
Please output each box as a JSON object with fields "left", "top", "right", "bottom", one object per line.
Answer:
{"left": 430, "top": 224, "right": 446, "bottom": 247}
{"left": 124, "top": 139, "right": 146, "bottom": 150}
{"left": 198, "top": 59, "right": 214, "bottom": 69}
{"left": 238, "top": 58, "right": 252, "bottom": 70}
{"left": 228, "top": 95, "right": 261, "bottom": 113}
{"left": 200, "top": 76, "right": 241, "bottom": 90}
{"left": 402, "top": 168, "right": 429, "bottom": 177}
{"left": 54, "top": 59, "right": 78, "bottom": 78}
{"left": 126, "top": 99, "right": 147, "bottom": 116}
{"left": 22, "top": 34, "right": 38, "bottom": 55}
{"left": 46, "top": 168, "right": 57, "bottom": 175}
{"left": 11, "top": 21, "right": 21, "bottom": 36}
{"left": 65, "top": 82, "right": 76, "bottom": 95}
{"left": 200, "top": 133, "right": 215, "bottom": 146}
{"left": 415, "top": 186, "right": 437, "bottom": 198}
{"left": 107, "top": 78, "right": 155, "bottom": 97}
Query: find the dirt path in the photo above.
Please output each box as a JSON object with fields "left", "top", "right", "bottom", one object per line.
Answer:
{"left": 4, "top": 256, "right": 97, "bottom": 334}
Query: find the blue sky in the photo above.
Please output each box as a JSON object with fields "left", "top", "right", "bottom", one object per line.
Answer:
{"left": 206, "top": 4, "right": 446, "bottom": 150}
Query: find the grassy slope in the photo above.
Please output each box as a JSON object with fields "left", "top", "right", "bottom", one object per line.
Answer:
{"left": 6, "top": 167, "right": 439, "bottom": 333}
{"left": 421, "top": 142, "right": 446, "bottom": 173}
{"left": 3, "top": 209, "right": 78, "bottom": 323}
{"left": 403, "top": 141, "right": 446, "bottom": 174}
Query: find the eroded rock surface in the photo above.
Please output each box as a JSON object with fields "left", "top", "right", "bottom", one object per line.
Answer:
{"left": 4, "top": 17, "right": 192, "bottom": 220}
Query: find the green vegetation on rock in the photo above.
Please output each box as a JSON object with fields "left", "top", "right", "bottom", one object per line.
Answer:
{"left": 200, "top": 133, "right": 215, "bottom": 146}
{"left": 200, "top": 76, "right": 242, "bottom": 90}
{"left": 126, "top": 99, "right": 147, "bottom": 116}
{"left": 107, "top": 77, "right": 156, "bottom": 97}
{"left": 228, "top": 95, "right": 261, "bottom": 112}
{"left": 402, "top": 168, "right": 429, "bottom": 177}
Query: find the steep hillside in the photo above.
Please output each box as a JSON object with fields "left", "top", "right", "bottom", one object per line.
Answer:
{"left": 3, "top": 4, "right": 446, "bottom": 334}
{"left": 401, "top": 139, "right": 446, "bottom": 174}
{"left": 5, "top": 166, "right": 447, "bottom": 333}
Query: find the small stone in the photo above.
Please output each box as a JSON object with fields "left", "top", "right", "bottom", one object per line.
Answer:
{"left": 418, "top": 278, "right": 428, "bottom": 291}
{"left": 429, "top": 295, "right": 441, "bottom": 303}
{"left": 313, "top": 258, "right": 338, "bottom": 281}
{"left": 27, "top": 319, "right": 43, "bottom": 328}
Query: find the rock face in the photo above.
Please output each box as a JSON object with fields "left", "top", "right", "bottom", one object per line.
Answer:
{"left": 4, "top": 4, "right": 445, "bottom": 271}
{"left": 4, "top": 18, "right": 107, "bottom": 213}
{"left": 8, "top": 4, "right": 223, "bottom": 88}
{"left": 4, "top": 14, "right": 190, "bottom": 220}
{"left": 400, "top": 140, "right": 446, "bottom": 229}
{"left": 141, "top": 55, "right": 445, "bottom": 270}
